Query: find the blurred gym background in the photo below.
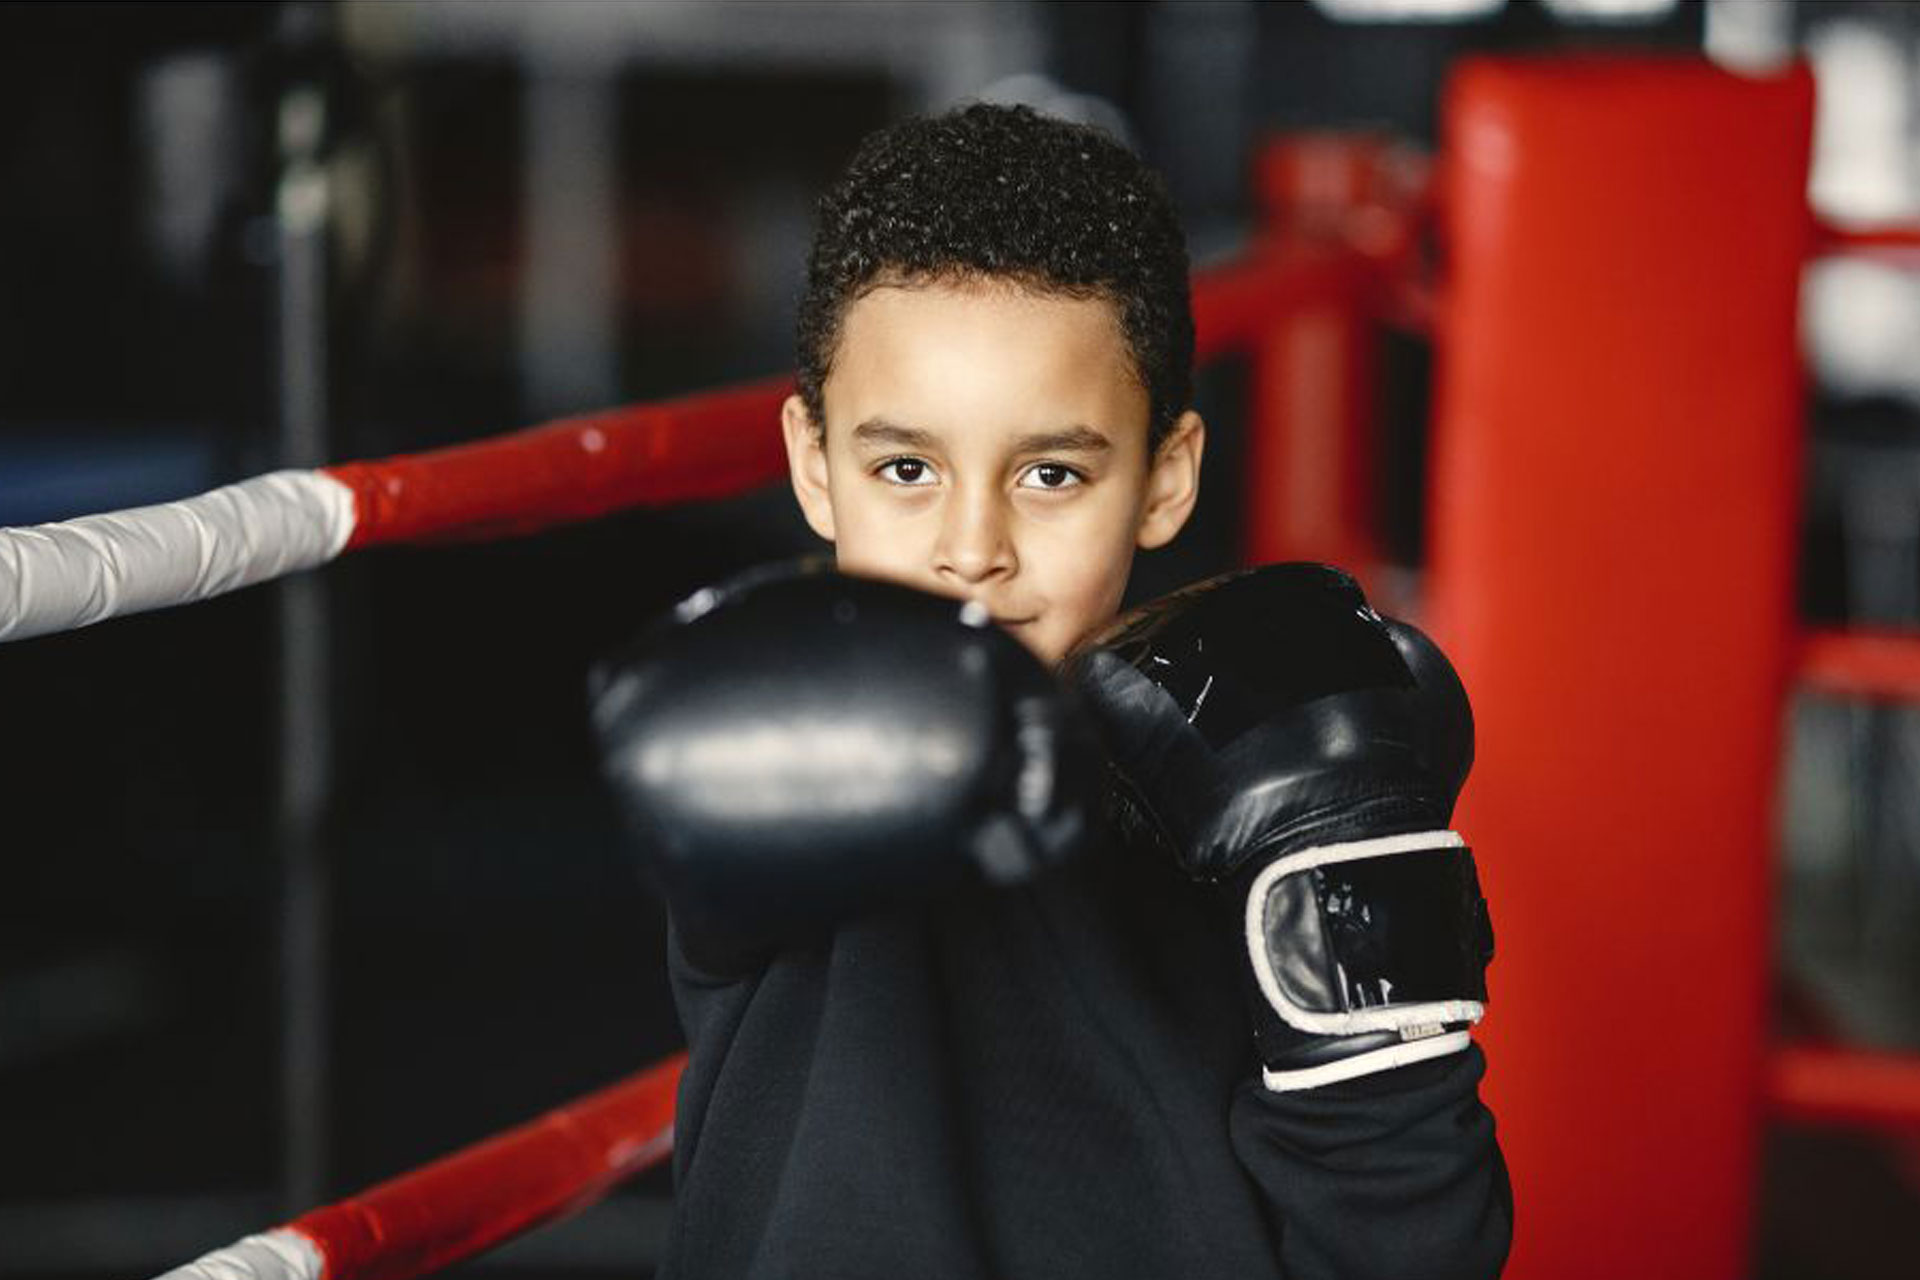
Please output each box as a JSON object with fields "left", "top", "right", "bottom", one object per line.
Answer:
{"left": 2, "top": 1, "right": 1916, "bottom": 1276}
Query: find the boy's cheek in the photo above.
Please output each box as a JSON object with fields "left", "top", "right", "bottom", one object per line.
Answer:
{"left": 830, "top": 512, "right": 913, "bottom": 570}
{"left": 830, "top": 535, "right": 946, "bottom": 600}
{"left": 1038, "top": 574, "right": 1132, "bottom": 664}
{"left": 1029, "top": 592, "right": 1124, "bottom": 666}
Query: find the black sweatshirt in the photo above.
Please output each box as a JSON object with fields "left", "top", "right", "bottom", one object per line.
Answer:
{"left": 658, "top": 833, "right": 1512, "bottom": 1279}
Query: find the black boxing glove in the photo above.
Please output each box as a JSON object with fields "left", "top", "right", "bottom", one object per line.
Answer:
{"left": 1068, "top": 563, "right": 1494, "bottom": 1091}
{"left": 589, "top": 561, "right": 1104, "bottom": 974}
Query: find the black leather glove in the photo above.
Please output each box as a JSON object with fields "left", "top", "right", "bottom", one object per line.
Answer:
{"left": 590, "top": 560, "right": 1104, "bottom": 974}
{"left": 1068, "top": 563, "right": 1494, "bottom": 1090}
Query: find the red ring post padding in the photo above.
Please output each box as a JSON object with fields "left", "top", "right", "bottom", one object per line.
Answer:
{"left": 1426, "top": 57, "right": 1814, "bottom": 1279}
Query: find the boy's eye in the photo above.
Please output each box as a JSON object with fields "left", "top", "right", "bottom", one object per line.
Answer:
{"left": 877, "top": 457, "right": 936, "bottom": 486}
{"left": 1018, "top": 462, "right": 1084, "bottom": 491}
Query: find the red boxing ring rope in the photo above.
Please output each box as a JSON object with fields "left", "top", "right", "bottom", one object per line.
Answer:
{"left": 0, "top": 379, "right": 794, "bottom": 642}
{"left": 161, "top": 1053, "right": 685, "bottom": 1280}
{"left": 1797, "top": 628, "right": 1920, "bottom": 703}
{"left": 328, "top": 378, "right": 793, "bottom": 550}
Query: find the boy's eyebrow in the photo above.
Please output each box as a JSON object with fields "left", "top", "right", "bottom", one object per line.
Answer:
{"left": 850, "top": 419, "right": 939, "bottom": 451}
{"left": 1011, "top": 425, "right": 1112, "bottom": 456}
{"left": 850, "top": 418, "right": 1113, "bottom": 455}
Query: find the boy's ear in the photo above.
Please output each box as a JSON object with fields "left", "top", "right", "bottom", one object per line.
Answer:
{"left": 1136, "top": 410, "right": 1205, "bottom": 550}
{"left": 781, "top": 394, "right": 837, "bottom": 543}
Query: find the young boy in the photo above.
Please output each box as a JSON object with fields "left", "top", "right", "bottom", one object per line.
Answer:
{"left": 594, "top": 104, "right": 1510, "bottom": 1278}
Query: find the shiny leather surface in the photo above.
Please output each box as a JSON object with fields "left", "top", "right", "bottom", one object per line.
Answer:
{"left": 1260, "top": 847, "right": 1493, "bottom": 1017}
{"left": 1087, "top": 563, "right": 1412, "bottom": 750}
{"left": 1069, "top": 563, "right": 1474, "bottom": 879}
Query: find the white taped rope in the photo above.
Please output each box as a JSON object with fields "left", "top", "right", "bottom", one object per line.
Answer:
{"left": 0, "top": 470, "right": 356, "bottom": 642}
{"left": 153, "top": 1228, "right": 325, "bottom": 1280}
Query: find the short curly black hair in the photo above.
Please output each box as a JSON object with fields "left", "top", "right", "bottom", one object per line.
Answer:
{"left": 796, "top": 103, "right": 1194, "bottom": 453}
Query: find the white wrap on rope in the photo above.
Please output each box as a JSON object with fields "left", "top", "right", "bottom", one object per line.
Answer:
{"left": 154, "top": 1229, "right": 325, "bottom": 1280}
{"left": 0, "top": 470, "right": 356, "bottom": 642}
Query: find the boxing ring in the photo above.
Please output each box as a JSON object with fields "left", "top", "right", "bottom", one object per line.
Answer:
{"left": 7, "top": 53, "right": 1920, "bottom": 1280}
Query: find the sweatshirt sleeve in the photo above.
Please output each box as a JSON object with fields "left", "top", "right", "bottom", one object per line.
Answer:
{"left": 1228, "top": 1042, "right": 1513, "bottom": 1280}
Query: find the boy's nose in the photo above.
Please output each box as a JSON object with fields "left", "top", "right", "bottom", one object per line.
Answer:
{"left": 933, "top": 487, "right": 1015, "bottom": 586}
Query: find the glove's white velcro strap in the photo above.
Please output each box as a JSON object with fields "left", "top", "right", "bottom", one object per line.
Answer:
{"left": 1244, "top": 829, "right": 1486, "bottom": 1037}
{"left": 152, "top": 1228, "right": 325, "bottom": 1280}
{"left": 1261, "top": 1029, "right": 1472, "bottom": 1093}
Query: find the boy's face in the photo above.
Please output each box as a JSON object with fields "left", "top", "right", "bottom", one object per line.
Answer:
{"left": 783, "top": 278, "right": 1203, "bottom": 665}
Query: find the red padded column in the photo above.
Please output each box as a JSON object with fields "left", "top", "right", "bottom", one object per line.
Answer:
{"left": 1239, "top": 136, "right": 1394, "bottom": 573}
{"left": 1426, "top": 58, "right": 1813, "bottom": 1279}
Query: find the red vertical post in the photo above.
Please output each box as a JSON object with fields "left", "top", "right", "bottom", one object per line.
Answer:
{"left": 1425, "top": 58, "right": 1813, "bottom": 1279}
{"left": 1244, "top": 281, "right": 1377, "bottom": 571}
{"left": 1241, "top": 135, "right": 1417, "bottom": 574}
